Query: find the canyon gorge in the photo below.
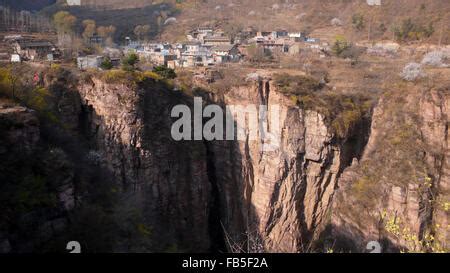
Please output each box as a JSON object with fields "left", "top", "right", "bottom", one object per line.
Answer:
{"left": 0, "top": 68, "right": 448, "bottom": 253}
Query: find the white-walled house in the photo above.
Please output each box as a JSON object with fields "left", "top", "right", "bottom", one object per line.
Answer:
{"left": 211, "top": 44, "right": 240, "bottom": 63}
{"left": 66, "top": 0, "right": 81, "bottom": 6}
{"left": 367, "top": 0, "right": 381, "bottom": 6}
{"left": 77, "top": 55, "right": 104, "bottom": 70}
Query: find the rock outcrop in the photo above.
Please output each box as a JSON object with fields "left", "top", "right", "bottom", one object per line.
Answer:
{"left": 0, "top": 102, "right": 75, "bottom": 252}
{"left": 78, "top": 78, "right": 212, "bottom": 251}
{"left": 3, "top": 68, "right": 446, "bottom": 253}
{"left": 207, "top": 77, "right": 369, "bottom": 252}
{"left": 74, "top": 75, "right": 370, "bottom": 253}
{"left": 330, "top": 86, "right": 449, "bottom": 252}
{"left": 0, "top": 104, "right": 40, "bottom": 154}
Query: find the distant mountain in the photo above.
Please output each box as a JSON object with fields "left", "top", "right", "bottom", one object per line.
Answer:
{"left": 0, "top": 0, "right": 56, "bottom": 11}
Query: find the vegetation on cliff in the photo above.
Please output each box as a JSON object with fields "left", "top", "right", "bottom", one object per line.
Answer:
{"left": 0, "top": 65, "right": 160, "bottom": 252}
{"left": 274, "top": 73, "right": 374, "bottom": 138}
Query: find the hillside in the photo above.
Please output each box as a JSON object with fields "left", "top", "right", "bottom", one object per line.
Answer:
{"left": 160, "top": 0, "right": 450, "bottom": 43}
{"left": 0, "top": 0, "right": 449, "bottom": 255}
{"left": 37, "top": 0, "right": 450, "bottom": 44}
{"left": 40, "top": 1, "right": 178, "bottom": 40}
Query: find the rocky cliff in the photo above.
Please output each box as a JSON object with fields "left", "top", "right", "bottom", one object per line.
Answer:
{"left": 330, "top": 85, "right": 449, "bottom": 252}
{"left": 206, "top": 76, "right": 370, "bottom": 252}
{"left": 78, "top": 77, "right": 213, "bottom": 251}
{"left": 0, "top": 102, "right": 75, "bottom": 252}
{"left": 1, "top": 68, "right": 447, "bottom": 253}
{"left": 75, "top": 73, "right": 371, "bottom": 252}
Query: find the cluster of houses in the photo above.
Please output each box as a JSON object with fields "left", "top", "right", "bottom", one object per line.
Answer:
{"left": 243, "top": 29, "right": 319, "bottom": 56}
{"left": 106, "top": 27, "right": 321, "bottom": 70}
{"left": 120, "top": 27, "right": 241, "bottom": 68}
{"left": 1, "top": 26, "right": 323, "bottom": 70}
{"left": 1, "top": 35, "right": 60, "bottom": 63}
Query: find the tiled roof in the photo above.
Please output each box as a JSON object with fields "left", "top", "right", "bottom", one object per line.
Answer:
{"left": 211, "top": 44, "right": 235, "bottom": 52}
{"left": 17, "top": 40, "right": 53, "bottom": 48}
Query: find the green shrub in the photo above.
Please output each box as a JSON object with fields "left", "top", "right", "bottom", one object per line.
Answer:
{"left": 352, "top": 14, "right": 365, "bottom": 31}
{"left": 332, "top": 35, "right": 351, "bottom": 57}
{"left": 274, "top": 73, "right": 323, "bottom": 95}
{"left": 100, "top": 57, "right": 114, "bottom": 70}
{"left": 100, "top": 69, "right": 167, "bottom": 86}
{"left": 102, "top": 69, "right": 132, "bottom": 83}
{"left": 152, "top": 66, "right": 177, "bottom": 79}
{"left": 26, "top": 87, "right": 59, "bottom": 124}
{"left": 332, "top": 108, "right": 362, "bottom": 138}
{"left": 0, "top": 67, "right": 12, "bottom": 97}
{"left": 122, "top": 53, "right": 139, "bottom": 71}
{"left": 393, "top": 18, "right": 434, "bottom": 41}
{"left": 274, "top": 72, "right": 373, "bottom": 138}
{"left": 137, "top": 71, "right": 163, "bottom": 81}
{"left": 14, "top": 175, "right": 57, "bottom": 212}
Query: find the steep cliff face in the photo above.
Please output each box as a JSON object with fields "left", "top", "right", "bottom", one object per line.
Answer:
{"left": 74, "top": 75, "right": 370, "bottom": 252}
{"left": 330, "top": 86, "right": 449, "bottom": 252}
{"left": 420, "top": 89, "right": 449, "bottom": 249}
{"left": 32, "top": 70, "right": 445, "bottom": 253}
{"left": 0, "top": 102, "right": 75, "bottom": 252}
{"left": 0, "top": 105, "right": 40, "bottom": 154}
{"left": 78, "top": 78, "right": 213, "bottom": 251}
{"left": 207, "top": 77, "right": 369, "bottom": 252}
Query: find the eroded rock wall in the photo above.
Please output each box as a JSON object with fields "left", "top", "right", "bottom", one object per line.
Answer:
{"left": 208, "top": 78, "right": 369, "bottom": 252}
{"left": 78, "top": 78, "right": 212, "bottom": 251}
{"left": 330, "top": 87, "right": 449, "bottom": 252}
{"left": 0, "top": 103, "right": 75, "bottom": 252}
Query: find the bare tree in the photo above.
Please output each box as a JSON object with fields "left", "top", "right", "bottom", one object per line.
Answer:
{"left": 97, "top": 25, "right": 116, "bottom": 46}
{"left": 82, "top": 19, "right": 96, "bottom": 42}
{"left": 53, "top": 11, "right": 77, "bottom": 47}
{"left": 221, "top": 222, "right": 266, "bottom": 253}
{"left": 134, "top": 24, "right": 151, "bottom": 41}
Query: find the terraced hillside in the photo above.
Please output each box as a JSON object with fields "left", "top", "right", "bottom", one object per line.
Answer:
{"left": 37, "top": 0, "right": 450, "bottom": 44}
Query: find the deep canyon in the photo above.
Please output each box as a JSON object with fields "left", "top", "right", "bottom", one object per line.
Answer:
{"left": 0, "top": 69, "right": 448, "bottom": 253}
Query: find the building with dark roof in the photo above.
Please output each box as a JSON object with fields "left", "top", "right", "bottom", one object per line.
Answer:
{"left": 13, "top": 40, "right": 56, "bottom": 61}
